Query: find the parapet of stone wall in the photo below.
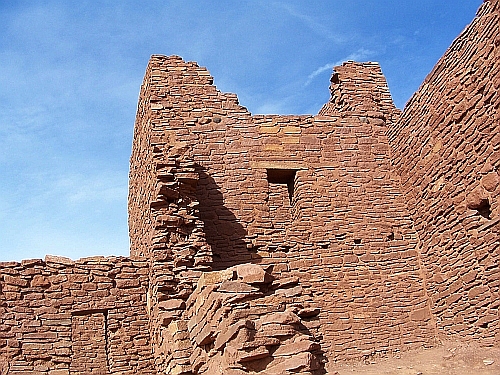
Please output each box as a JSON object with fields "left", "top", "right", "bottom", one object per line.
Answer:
{"left": 319, "top": 61, "right": 401, "bottom": 124}
{"left": 0, "top": 255, "right": 155, "bottom": 374}
{"left": 388, "top": 0, "right": 500, "bottom": 344}
{"left": 129, "top": 56, "right": 216, "bottom": 371}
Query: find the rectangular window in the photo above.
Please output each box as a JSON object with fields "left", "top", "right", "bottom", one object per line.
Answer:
{"left": 266, "top": 169, "right": 297, "bottom": 205}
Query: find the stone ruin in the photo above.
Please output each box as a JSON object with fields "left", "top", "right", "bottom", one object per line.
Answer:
{"left": 0, "top": 1, "right": 499, "bottom": 374}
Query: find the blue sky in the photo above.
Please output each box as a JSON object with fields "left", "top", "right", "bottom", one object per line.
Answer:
{"left": 0, "top": 0, "right": 483, "bottom": 261}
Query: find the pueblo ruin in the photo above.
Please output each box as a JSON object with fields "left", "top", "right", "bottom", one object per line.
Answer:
{"left": 1, "top": 1, "right": 499, "bottom": 374}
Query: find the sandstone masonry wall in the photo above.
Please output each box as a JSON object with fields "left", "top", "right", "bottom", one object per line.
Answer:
{"left": 182, "top": 263, "right": 323, "bottom": 375}
{"left": 2, "top": 2, "right": 499, "bottom": 373}
{"left": 388, "top": 0, "right": 500, "bottom": 344}
{"left": 128, "top": 55, "right": 437, "bottom": 369}
{"left": 0, "top": 256, "right": 156, "bottom": 374}
{"left": 128, "top": 59, "right": 215, "bottom": 372}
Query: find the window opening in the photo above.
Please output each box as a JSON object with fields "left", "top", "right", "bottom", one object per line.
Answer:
{"left": 266, "top": 169, "right": 297, "bottom": 204}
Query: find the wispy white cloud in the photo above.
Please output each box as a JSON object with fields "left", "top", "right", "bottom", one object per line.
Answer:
{"left": 0, "top": 169, "right": 129, "bottom": 262}
{"left": 272, "top": 2, "right": 344, "bottom": 43}
{"left": 27, "top": 171, "right": 128, "bottom": 207}
{"left": 304, "top": 48, "right": 375, "bottom": 86}
{"left": 305, "top": 62, "right": 337, "bottom": 86}
{"left": 254, "top": 101, "right": 289, "bottom": 115}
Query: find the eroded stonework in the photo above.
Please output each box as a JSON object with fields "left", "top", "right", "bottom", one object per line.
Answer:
{"left": 0, "top": 1, "right": 498, "bottom": 374}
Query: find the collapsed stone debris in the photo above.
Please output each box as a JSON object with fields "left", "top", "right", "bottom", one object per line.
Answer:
{"left": 0, "top": 1, "right": 498, "bottom": 374}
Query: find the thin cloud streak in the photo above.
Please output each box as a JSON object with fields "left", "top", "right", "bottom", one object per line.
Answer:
{"left": 272, "top": 2, "right": 344, "bottom": 44}
{"left": 305, "top": 48, "right": 375, "bottom": 86}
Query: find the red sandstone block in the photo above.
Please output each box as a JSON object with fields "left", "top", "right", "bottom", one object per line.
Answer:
{"left": 259, "top": 311, "right": 300, "bottom": 326}
{"left": 115, "top": 278, "right": 140, "bottom": 288}
{"left": 3, "top": 275, "right": 28, "bottom": 287}
{"left": 31, "top": 275, "right": 50, "bottom": 288}
{"left": 20, "top": 259, "right": 44, "bottom": 267}
{"left": 217, "top": 281, "right": 259, "bottom": 294}
{"left": 44, "top": 255, "right": 74, "bottom": 266}
{"left": 159, "top": 299, "right": 186, "bottom": 311}
{"left": 274, "top": 337, "right": 320, "bottom": 357}
{"left": 257, "top": 323, "right": 297, "bottom": 338}
{"left": 213, "top": 319, "right": 251, "bottom": 351}
{"left": 267, "top": 351, "right": 319, "bottom": 374}
{"left": 234, "top": 264, "right": 273, "bottom": 284}
{"left": 239, "top": 337, "right": 281, "bottom": 351}
{"left": 275, "top": 285, "right": 302, "bottom": 298}
{"left": 468, "top": 286, "right": 489, "bottom": 299}
{"left": 22, "top": 342, "right": 53, "bottom": 351}
{"left": 0, "top": 261, "right": 20, "bottom": 267}
{"left": 410, "top": 306, "right": 431, "bottom": 322}
{"left": 24, "top": 331, "right": 58, "bottom": 340}
{"left": 236, "top": 345, "right": 270, "bottom": 363}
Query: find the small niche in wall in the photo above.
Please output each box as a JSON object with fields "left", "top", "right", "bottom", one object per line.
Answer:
{"left": 478, "top": 321, "right": 489, "bottom": 329}
{"left": 266, "top": 169, "right": 298, "bottom": 204}
{"left": 354, "top": 239, "right": 362, "bottom": 245}
{"left": 475, "top": 198, "right": 492, "bottom": 219}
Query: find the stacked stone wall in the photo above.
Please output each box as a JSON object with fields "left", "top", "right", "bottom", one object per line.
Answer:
{"left": 388, "top": 0, "right": 500, "bottom": 344}
{"left": 128, "top": 62, "right": 156, "bottom": 261}
{"left": 129, "top": 55, "right": 437, "bottom": 367}
{"left": 0, "top": 256, "right": 156, "bottom": 374}
{"left": 3, "top": 2, "right": 499, "bottom": 372}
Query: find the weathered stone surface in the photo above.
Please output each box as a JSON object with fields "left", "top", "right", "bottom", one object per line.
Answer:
{"left": 259, "top": 311, "right": 300, "bottom": 326}
{"left": 388, "top": 0, "right": 500, "bottom": 344}
{"left": 217, "top": 281, "right": 260, "bottom": 294}
{"left": 273, "top": 336, "right": 320, "bottom": 357}
{"left": 266, "top": 351, "right": 320, "bottom": 374}
{"left": 234, "top": 263, "right": 273, "bottom": 284}
{"left": 0, "top": 257, "right": 156, "bottom": 374}
{"left": 482, "top": 172, "right": 500, "bottom": 192}
{"left": 1, "top": 1, "right": 499, "bottom": 373}
{"left": 181, "top": 265, "right": 323, "bottom": 374}
{"left": 159, "top": 299, "right": 186, "bottom": 311}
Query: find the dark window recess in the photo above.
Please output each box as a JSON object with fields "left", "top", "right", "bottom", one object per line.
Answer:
{"left": 475, "top": 199, "right": 492, "bottom": 219}
{"left": 354, "top": 239, "right": 362, "bottom": 245}
{"left": 266, "top": 169, "right": 297, "bottom": 204}
{"left": 387, "top": 232, "right": 395, "bottom": 241}
{"left": 72, "top": 308, "right": 108, "bottom": 316}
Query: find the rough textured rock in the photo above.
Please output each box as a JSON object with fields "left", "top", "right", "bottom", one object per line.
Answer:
{"left": 168, "top": 264, "right": 323, "bottom": 375}
{"left": 128, "top": 53, "right": 436, "bottom": 371}
{"left": 0, "top": 257, "right": 155, "bottom": 374}
{"left": 388, "top": 0, "right": 500, "bottom": 345}
{"left": 0, "top": 1, "right": 499, "bottom": 373}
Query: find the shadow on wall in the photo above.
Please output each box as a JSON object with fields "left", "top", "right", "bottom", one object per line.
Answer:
{"left": 196, "top": 165, "right": 260, "bottom": 270}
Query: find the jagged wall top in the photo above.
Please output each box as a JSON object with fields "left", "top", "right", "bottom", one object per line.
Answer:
{"left": 319, "top": 61, "right": 400, "bottom": 123}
